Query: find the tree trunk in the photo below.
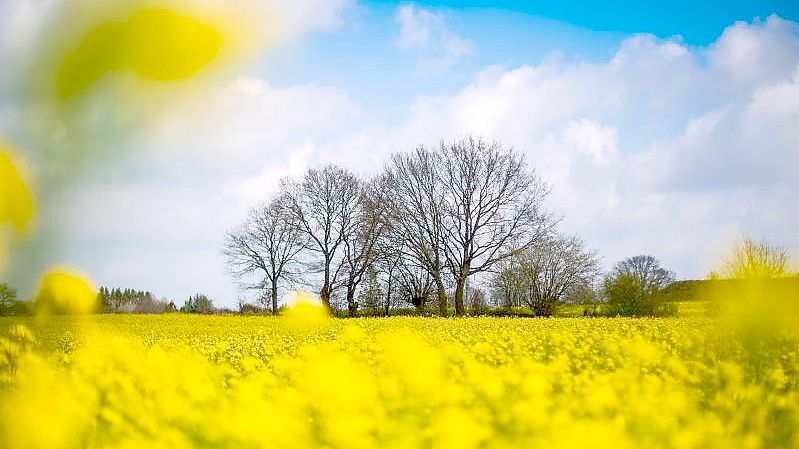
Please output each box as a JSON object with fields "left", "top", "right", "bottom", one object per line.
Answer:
{"left": 433, "top": 273, "right": 447, "bottom": 317}
{"left": 384, "top": 277, "right": 392, "bottom": 317}
{"left": 271, "top": 280, "right": 279, "bottom": 315}
{"left": 453, "top": 262, "right": 470, "bottom": 316}
{"left": 453, "top": 276, "right": 466, "bottom": 316}
{"left": 346, "top": 285, "right": 358, "bottom": 317}
{"left": 320, "top": 284, "right": 331, "bottom": 310}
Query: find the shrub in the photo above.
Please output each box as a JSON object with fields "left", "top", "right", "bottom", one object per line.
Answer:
{"left": 603, "top": 274, "right": 676, "bottom": 317}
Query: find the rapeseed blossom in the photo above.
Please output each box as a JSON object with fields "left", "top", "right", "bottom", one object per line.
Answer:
{"left": 0, "top": 145, "right": 34, "bottom": 274}
{"left": 0, "top": 315, "right": 796, "bottom": 448}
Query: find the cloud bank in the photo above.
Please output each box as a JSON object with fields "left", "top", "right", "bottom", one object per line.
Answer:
{"left": 2, "top": 2, "right": 797, "bottom": 305}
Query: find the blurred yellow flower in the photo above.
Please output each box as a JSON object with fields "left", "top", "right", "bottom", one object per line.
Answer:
{"left": 32, "top": 268, "right": 97, "bottom": 315}
{"left": 1, "top": 312, "right": 797, "bottom": 448}
{"left": 56, "top": 6, "right": 224, "bottom": 100}
{"left": 0, "top": 144, "right": 34, "bottom": 273}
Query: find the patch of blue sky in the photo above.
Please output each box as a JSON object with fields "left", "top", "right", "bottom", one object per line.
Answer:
{"left": 383, "top": 0, "right": 799, "bottom": 44}
{"left": 255, "top": 3, "right": 625, "bottom": 117}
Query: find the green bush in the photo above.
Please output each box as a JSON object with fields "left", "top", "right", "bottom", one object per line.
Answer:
{"left": 0, "top": 282, "right": 29, "bottom": 316}
{"left": 604, "top": 274, "right": 676, "bottom": 317}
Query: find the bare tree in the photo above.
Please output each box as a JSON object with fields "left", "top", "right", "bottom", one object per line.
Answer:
{"left": 490, "top": 257, "right": 525, "bottom": 309}
{"left": 395, "top": 259, "right": 434, "bottom": 311}
{"left": 718, "top": 236, "right": 789, "bottom": 279}
{"left": 132, "top": 292, "right": 168, "bottom": 314}
{"left": 439, "top": 137, "right": 554, "bottom": 315}
{"left": 283, "top": 165, "right": 361, "bottom": 309}
{"left": 517, "top": 235, "right": 599, "bottom": 316}
{"left": 384, "top": 148, "right": 450, "bottom": 316}
{"left": 224, "top": 194, "right": 306, "bottom": 314}
{"left": 612, "top": 255, "right": 675, "bottom": 294}
{"left": 341, "top": 178, "right": 387, "bottom": 316}
{"left": 374, "top": 228, "right": 403, "bottom": 316}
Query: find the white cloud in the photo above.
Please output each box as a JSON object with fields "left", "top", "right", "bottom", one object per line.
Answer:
{"left": 391, "top": 19, "right": 799, "bottom": 277}
{"left": 395, "top": 3, "right": 473, "bottom": 69}
{"left": 337, "top": 16, "right": 799, "bottom": 279}
{"left": 564, "top": 119, "right": 620, "bottom": 164}
{"left": 4, "top": 5, "right": 799, "bottom": 305}
{"left": 261, "top": 0, "right": 353, "bottom": 44}
{"left": 708, "top": 15, "right": 799, "bottom": 88}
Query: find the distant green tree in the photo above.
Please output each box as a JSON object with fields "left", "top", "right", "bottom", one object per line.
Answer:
{"left": 603, "top": 256, "right": 676, "bottom": 317}
{"left": 181, "top": 294, "right": 214, "bottom": 314}
{"left": 0, "top": 282, "right": 23, "bottom": 316}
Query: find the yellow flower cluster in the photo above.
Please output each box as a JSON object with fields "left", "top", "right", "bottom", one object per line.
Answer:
{"left": 0, "top": 314, "right": 797, "bottom": 449}
{"left": 0, "top": 144, "right": 34, "bottom": 273}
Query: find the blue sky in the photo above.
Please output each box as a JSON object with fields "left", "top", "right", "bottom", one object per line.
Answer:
{"left": 1, "top": 0, "right": 798, "bottom": 306}
{"left": 381, "top": 0, "right": 799, "bottom": 43}
{"left": 263, "top": 4, "right": 624, "bottom": 107}
{"left": 260, "top": 1, "right": 799, "bottom": 125}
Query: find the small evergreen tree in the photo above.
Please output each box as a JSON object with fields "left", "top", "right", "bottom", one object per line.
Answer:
{"left": 181, "top": 294, "right": 214, "bottom": 314}
{"left": 359, "top": 269, "right": 384, "bottom": 316}
{"left": 0, "top": 282, "right": 23, "bottom": 316}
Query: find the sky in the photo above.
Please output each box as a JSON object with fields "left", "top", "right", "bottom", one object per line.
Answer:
{"left": 1, "top": 0, "right": 798, "bottom": 307}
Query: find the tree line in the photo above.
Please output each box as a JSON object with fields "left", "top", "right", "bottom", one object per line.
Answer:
{"left": 225, "top": 138, "right": 557, "bottom": 316}
{"left": 226, "top": 137, "right": 747, "bottom": 317}
{"left": 0, "top": 136, "right": 791, "bottom": 318}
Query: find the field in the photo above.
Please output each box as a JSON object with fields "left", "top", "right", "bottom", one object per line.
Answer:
{"left": 1, "top": 311, "right": 797, "bottom": 449}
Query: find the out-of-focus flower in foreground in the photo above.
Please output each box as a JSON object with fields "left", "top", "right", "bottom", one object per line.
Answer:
{"left": 31, "top": 268, "right": 97, "bottom": 315}
{"left": 0, "top": 144, "right": 34, "bottom": 274}
{"left": 282, "top": 290, "right": 329, "bottom": 326}
{"left": 55, "top": 6, "right": 225, "bottom": 101}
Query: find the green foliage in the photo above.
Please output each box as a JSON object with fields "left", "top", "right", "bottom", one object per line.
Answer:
{"left": 99, "top": 286, "right": 152, "bottom": 312}
{"left": 604, "top": 274, "right": 676, "bottom": 317}
{"left": 180, "top": 293, "right": 214, "bottom": 314}
{"left": 0, "top": 282, "right": 28, "bottom": 316}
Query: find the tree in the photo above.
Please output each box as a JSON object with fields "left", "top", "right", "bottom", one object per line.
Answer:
{"left": 97, "top": 286, "right": 152, "bottom": 313}
{"left": 0, "top": 282, "right": 23, "bottom": 316}
{"left": 438, "top": 137, "right": 554, "bottom": 315}
{"left": 604, "top": 274, "right": 675, "bottom": 317}
{"left": 283, "top": 165, "right": 361, "bottom": 310}
{"left": 132, "top": 293, "right": 167, "bottom": 314}
{"left": 341, "top": 178, "right": 387, "bottom": 316}
{"left": 225, "top": 194, "right": 307, "bottom": 314}
{"left": 466, "top": 287, "right": 488, "bottom": 314}
{"left": 603, "top": 255, "right": 676, "bottom": 317}
{"left": 718, "top": 236, "right": 789, "bottom": 279}
{"left": 490, "top": 256, "right": 525, "bottom": 309}
{"left": 611, "top": 255, "right": 675, "bottom": 294}
{"left": 384, "top": 148, "right": 450, "bottom": 316}
{"left": 395, "top": 260, "right": 434, "bottom": 311}
{"left": 181, "top": 294, "right": 214, "bottom": 314}
{"left": 374, "top": 225, "right": 404, "bottom": 316}
{"left": 358, "top": 268, "right": 384, "bottom": 316}
{"left": 490, "top": 234, "right": 599, "bottom": 316}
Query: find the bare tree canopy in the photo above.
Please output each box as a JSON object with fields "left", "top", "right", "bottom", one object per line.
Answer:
{"left": 438, "top": 137, "right": 554, "bottom": 315}
{"left": 341, "top": 177, "right": 388, "bottom": 316}
{"left": 224, "top": 137, "right": 575, "bottom": 318}
{"left": 611, "top": 255, "right": 675, "bottom": 294}
{"left": 719, "top": 236, "right": 790, "bottom": 279}
{"left": 224, "top": 194, "right": 306, "bottom": 314}
{"left": 384, "top": 148, "right": 450, "bottom": 316}
{"left": 491, "top": 234, "right": 599, "bottom": 316}
{"left": 282, "top": 165, "right": 362, "bottom": 309}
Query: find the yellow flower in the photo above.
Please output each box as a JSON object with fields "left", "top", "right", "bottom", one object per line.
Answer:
{"left": 32, "top": 268, "right": 97, "bottom": 315}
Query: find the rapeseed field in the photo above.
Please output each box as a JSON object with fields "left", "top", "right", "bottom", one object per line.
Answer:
{"left": 1, "top": 312, "right": 797, "bottom": 449}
